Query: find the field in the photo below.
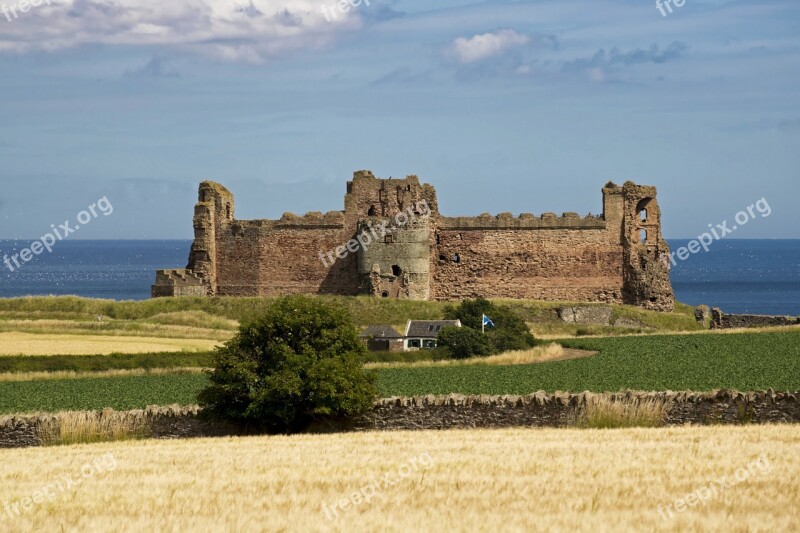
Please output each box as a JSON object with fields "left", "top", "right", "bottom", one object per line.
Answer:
{"left": 0, "top": 295, "right": 703, "bottom": 338}
{"left": 0, "top": 332, "right": 218, "bottom": 356}
{"left": 0, "top": 373, "right": 205, "bottom": 413}
{"left": 0, "top": 426, "right": 797, "bottom": 532}
{"left": 377, "top": 330, "right": 800, "bottom": 396}
{"left": 1, "top": 330, "right": 799, "bottom": 413}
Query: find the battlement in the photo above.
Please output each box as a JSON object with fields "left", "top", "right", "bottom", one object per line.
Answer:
{"left": 440, "top": 212, "right": 606, "bottom": 230}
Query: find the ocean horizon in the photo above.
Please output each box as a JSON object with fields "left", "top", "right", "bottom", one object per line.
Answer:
{"left": 0, "top": 239, "right": 798, "bottom": 316}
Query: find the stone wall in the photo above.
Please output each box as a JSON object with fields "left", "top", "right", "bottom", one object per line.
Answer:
{"left": 153, "top": 173, "right": 675, "bottom": 310}
{"left": 710, "top": 308, "right": 800, "bottom": 329}
{"left": 3, "top": 391, "right": 798, "bottom": 448}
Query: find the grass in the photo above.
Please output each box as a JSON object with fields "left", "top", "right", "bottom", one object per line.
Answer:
{"left": 0, "top": 319, "right": 232, "bottom": 341}
{"left": 2, "top": 330, "right": 799, "bottom": 411}
{"left": 0, "top": 373, "right": 207, "bottom": 414}
{"left": 0, "top": 332, "right": 219, "bottom": 356}
{"left": 0, "top": 426, "right": 795, "bottom": 532}
{"left": 571, "top": 397, "right": 668, "bottom": 429}
{"left": 0, "top": 295, "right": 702, "bottom": 336}
{"left": 366, "top": 344, "right": 571, "bottom": 369}
{"left": 38, "top": 409, "right": 152, "bottom": 446}
{"left": 376, "top": 330, "right": 800, "bottom": 396}
{"left": 0, "top": 352, "right": 214, "bottom": 373}
{"left": 0, "top": 368, "right": 207, "bottom": 382}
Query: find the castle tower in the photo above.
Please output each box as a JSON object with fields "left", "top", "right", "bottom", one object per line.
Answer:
{"left": 619, "top": 181, "right": 674, "bottom": 311}
{"left": 344, "top": 171, "right": 438, "bottom": 299}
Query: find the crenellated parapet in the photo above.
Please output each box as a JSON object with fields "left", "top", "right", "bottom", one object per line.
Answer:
{"left": 440, "top": 212, "right": 606, "bottom": 230}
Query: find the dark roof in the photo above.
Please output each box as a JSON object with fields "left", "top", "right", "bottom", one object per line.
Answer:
{"left": 405, "top": 320, "right": 461, "bottom": 338}
{"left": 359, "top": 325, "right": 403, "bottom": 339}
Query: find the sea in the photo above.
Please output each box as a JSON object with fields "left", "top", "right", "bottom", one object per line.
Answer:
{"left": 0, "top": 239, "right": 797, "bottom": 316}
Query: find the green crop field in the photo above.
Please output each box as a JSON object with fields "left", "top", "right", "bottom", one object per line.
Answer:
{"left": 0, "top": 352, "right": 214, "bottom": 374}
{"left": 0, "top": 373, "right": 207, "bottom": 414}
{"left": 377, "top": 331, "right": 800, "bottom": 396}
{"left": 1, "top": 331, "right": 798, "bottom": 413}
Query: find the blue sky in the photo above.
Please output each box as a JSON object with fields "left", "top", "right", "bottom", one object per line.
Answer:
{"left": 0, "top": 0, "right": 797, "bottom": 239}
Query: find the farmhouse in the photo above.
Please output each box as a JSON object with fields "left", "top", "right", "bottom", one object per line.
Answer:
{"left": 153, "top": 171, "right": 674, "bottom": 311}
{"left": 358, "top": 325, "right": 404, "bottom": 352}
{"left": 403, "top": 320, "right": 462, "bottom": 351}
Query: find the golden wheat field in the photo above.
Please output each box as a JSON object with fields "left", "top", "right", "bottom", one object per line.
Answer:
{"left": 0, "top": 332, "right": 219, "bottom": 356}
{"left": 0, "top": 426, "right": 798, "bottom": 532}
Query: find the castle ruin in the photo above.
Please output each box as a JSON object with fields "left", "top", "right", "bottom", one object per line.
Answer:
{"left": 152, "top": 171, "right": 674, "bottom": 311}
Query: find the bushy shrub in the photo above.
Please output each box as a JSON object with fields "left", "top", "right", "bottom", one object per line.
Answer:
{"left": 198, "top": 295, "right": 377, "bottom": 432}
{"left": 443, "top": 298, "right": 536, "bottom": 353}
{"left": 436, "top": 326, "right": 495, "bottom": 360}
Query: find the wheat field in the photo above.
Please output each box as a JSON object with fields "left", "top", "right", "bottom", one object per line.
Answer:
{"left": 0, "top": 332, "right": 219, "bottom": 356}
{"left": 0, "top": 426, "right": 797, "bottom": 532}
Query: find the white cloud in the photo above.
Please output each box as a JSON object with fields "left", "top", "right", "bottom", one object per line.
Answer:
{"left": 450, "top": 29, "right": 530, "bottom": 64}
{"left": 0, "top": 0, "right": 364, "bottom": 62}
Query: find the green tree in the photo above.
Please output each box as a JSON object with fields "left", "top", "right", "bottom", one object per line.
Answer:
{"left": 443, "top": 298, "right": 536, "bottom": 352}
{"left": 436, "top": 326, "right": 495, "bottom": 359}
{"left": 198, "top": 295, "right": 377, "bottom": 432}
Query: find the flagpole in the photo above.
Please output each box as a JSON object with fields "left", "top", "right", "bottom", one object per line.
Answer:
{"left": 482, "top": 315, "right": 485, "bottom": 334}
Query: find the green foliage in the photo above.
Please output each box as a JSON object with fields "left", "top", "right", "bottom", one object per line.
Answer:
{"left": 443, "top": 298, "right": 536, "bottom": 352}
{"left": 5, "top": 331, "right": 800, "bottom": 413}
{"left": 0, "top": 373, "right": 206, "bottom": 414}
{"left": 0, "top": 352, "right": 213, "bottom": 373}
{"left": 376, "top": 331, "right": 800, "bottom": 396}
{"left": 436, "top": 327, "right": 494, "bottom": 359}
{"left": 364, "top": 348, "right": 451, "bottom": 364}
{"left": 0, "top": 296, "right": 701, "bottom": 337}
{"left": 197, "top": 296, "right": 377, "bottom": 432}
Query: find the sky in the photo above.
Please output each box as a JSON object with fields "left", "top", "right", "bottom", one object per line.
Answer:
{"left": 0, "top": 0, "right": 797, "bottom": 240}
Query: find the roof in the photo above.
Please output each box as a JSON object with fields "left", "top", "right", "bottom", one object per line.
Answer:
{"left": 359, "top": 325, "right": 403, "bottom": 339}
{"left": 404, "top": 320, "right": 462, "bottom": 338}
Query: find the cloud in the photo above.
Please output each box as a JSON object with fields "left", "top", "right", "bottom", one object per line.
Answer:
{"left": 370, "top": 66, "right": 434, "bottom": 86}
{"left": 777, "top": 118, "right": 800, "bottom": 133}
{"left": 561, "top": 41, "right": 689, "bottom": 82}
{"left": 123, "top": 55, "right": 180, "bottom": 78}
{"left": 450, "top": 29, "right": 530, "bottom": 64}
{"left": 0, "top": 0, "right": 366, "bottom": 62}
{"left": 564, "top": 41, "right": 689, "bottom": 71}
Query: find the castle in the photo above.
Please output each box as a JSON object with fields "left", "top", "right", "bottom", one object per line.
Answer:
{"left": 152, "top": 171, "right": 675, "bottom": 311}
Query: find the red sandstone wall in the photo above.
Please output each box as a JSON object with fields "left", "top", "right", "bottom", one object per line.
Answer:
{"left": 432, "top": 228, "right": 625, "bottom": 302}
{"left": 214, "top": 223, "right": 362, "bottom": 296}
{"left": 257, "top": 227, "right": 361, "bottom": 296}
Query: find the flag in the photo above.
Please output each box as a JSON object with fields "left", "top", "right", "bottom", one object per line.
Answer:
{"left": 482, "top": 314, "right": 495, "bottom": 328}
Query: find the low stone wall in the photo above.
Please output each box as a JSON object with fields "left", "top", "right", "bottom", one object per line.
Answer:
{"left": 2, "top": 390, "right": 799, "bottom": 448}
{"left": 710, "top": 307, "right": 799, "bottom": 329}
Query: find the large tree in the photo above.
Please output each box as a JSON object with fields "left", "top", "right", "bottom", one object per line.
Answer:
{"left": 198, "top": 295, "right": 377, "bottom": 432}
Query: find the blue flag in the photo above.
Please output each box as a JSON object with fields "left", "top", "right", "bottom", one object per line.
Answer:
{"left": 482, "top": 314, "right": 495, "bottom": 328}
